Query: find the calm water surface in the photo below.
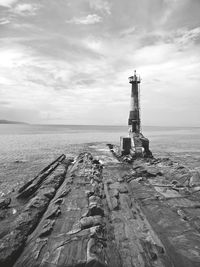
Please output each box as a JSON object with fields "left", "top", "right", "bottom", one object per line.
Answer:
{"left": 0, "top": 124, "right": 200, "bottom": 195}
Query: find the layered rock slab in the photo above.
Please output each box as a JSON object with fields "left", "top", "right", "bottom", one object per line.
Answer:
{"left": 0, "top": 156, "right": 72, "bottom": 267}
{"left": 2, "top": 143, "right": 200, "bottom": 267}
{"left": 14, "top": 153, "right": 121, "bottom": 267}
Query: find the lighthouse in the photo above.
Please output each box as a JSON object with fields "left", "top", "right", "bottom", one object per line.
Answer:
{"left": 128, "top": 70, "right": 141, "bottom": 135}
{"left": 120, "top": 70, "right": 152, "bottom": 157}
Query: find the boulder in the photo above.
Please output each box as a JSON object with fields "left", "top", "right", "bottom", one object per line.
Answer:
{"left": 189, "top": 171, "right": 200, "bottom": 187}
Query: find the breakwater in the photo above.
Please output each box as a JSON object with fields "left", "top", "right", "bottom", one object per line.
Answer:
{"left": 0, "top": 143, "right": 200, "bottom": 266}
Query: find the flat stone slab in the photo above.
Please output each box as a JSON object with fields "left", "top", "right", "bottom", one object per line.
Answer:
{"left": 1, "top": 144, "right": 200, "bottom": 267}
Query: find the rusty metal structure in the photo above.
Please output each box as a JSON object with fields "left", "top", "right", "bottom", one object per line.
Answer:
{"left": 121, "top": 71, "right": 152, "bottom": 157}
{"left": 128, "top": 70, "right": 141, "bottom": 134}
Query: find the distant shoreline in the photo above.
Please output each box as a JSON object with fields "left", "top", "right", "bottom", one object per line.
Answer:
{"left": 0, "top": 121, "right": 199, "bottom": 129}
{"left": 0, "top": 120, "right": 28, "bottom": 125}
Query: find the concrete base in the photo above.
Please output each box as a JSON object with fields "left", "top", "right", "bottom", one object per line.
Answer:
{"left": 120, "top": 132, "right": 152, "bottom": 158}
{"left": 120, "top": 137, "right": 131, "bottom": 155}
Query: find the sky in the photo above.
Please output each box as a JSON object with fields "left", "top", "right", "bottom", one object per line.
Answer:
{"left": 0, "top": 0, "right": 200, "bottom": 126}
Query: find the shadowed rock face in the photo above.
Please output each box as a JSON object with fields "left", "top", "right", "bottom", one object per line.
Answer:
{"left": 139, "top": 135, "right": 153, "bottom": 157}
{"left": 0, "top": 197, "right": 11, "bottom": 209}
{"left": 0, "top": 156, "right": 72, "bottom": 267}
{"left": 1, "top": 144, "right": 200, "bottom": 267}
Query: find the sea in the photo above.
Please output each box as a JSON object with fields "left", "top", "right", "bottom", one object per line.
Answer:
{"left": 0, "top": 124, "right": 200, "bottom": 195}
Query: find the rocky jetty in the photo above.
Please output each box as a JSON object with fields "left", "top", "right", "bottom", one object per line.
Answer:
{"left": 0, "top": 143, "right": 200, "bottom": 266}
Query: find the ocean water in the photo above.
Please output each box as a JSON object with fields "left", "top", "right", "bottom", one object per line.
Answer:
{"left": 0, "top": 124, "right": 200, "bottom": 195}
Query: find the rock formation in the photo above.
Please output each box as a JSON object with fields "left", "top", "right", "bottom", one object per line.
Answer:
{"left": 1, "top": 144, "right": 200, "bottom": 266}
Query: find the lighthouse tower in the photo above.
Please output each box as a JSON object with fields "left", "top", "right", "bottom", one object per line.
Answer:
{"left": 120, "top": 70, "right": 152, "bottom": 157}
{"left": 128, "top": 70, "right": 141, "bottom": 135}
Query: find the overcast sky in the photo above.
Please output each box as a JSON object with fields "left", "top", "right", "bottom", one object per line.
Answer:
{"left": 0, "top": 0, "right": 200, "bottom": 126}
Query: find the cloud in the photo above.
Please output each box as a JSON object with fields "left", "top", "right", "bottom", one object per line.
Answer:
{"left": 119, "top": 26, "right": 136, "bottom": 38}
{"left": 0, "top": 18, "right": 10, "bottom": 25}
{"left": 0, "top": 100, "right": 10, "bottom": 106}
{"left": 0, "top": 46, "right": 29, "bottom": 68}
{"left": 0, "top": 0, "right": 17, "bottom": 7}
{"left": 13, "top": 3, "right": 40, "bottom": 16}
{"left": 161, "top": 0, "right": 187, "bottom": 25}
{"left": 82, "top": 36, "right": 103, "bottom": 52}
{"left": 66, "top": 14, "right": 102, "bottom": 25}
{"left": 89, "top": 0, "right": 111, "bottom": 15}
{"left": 175, "top": 27, "right": 200, "bottom": 48}
{"left": 0, "top": 0, "right": 200, "bottom": 125}
{"left": 0, "top": 75, "right": 12, "bottom": 85}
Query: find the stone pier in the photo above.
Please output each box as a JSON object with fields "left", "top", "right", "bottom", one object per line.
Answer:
{"left": 1, "top": 144, "right": 200, "bottom": 266}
